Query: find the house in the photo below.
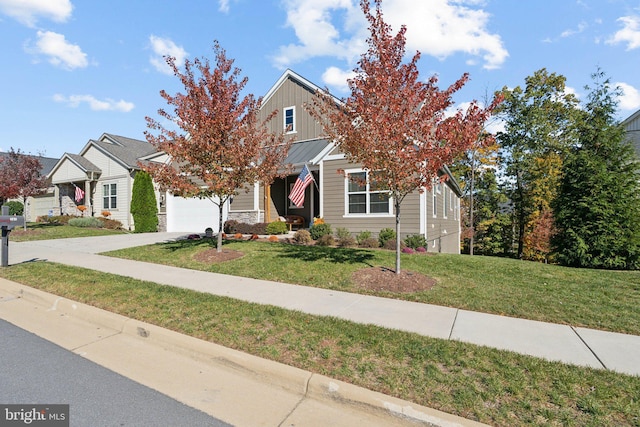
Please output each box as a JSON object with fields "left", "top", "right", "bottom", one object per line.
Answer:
{"left": 0, "top": 152, "right": 58, "bottom": 222}
{"left": 47, "top": 133, "right": 224, "bottom": 232}
{"left": 623, "top": 108, "right": 640, "bottom": 156}
{"left": 228, "top": 69, "right": 463, "bottom": 253}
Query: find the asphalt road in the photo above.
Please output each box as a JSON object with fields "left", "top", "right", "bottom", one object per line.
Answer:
{"left": 0, "top": 319, "right": 231, "bottom": 427}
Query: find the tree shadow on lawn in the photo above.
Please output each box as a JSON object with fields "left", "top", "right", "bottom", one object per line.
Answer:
{"left": 157, "top": 237, "right": 222, "bottom": 252}
{"left": 277, "top": 244, "right": 376, "bottom": 266}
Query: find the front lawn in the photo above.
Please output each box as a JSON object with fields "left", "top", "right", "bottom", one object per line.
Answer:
{"left": 104, "top": 238, "right": 640, "bottom": 336}
{"left": 1, "top": 261, "right": 638, "bottom": 427}
{"left": 10, "top": 222, "right": 126, "bottom": 242}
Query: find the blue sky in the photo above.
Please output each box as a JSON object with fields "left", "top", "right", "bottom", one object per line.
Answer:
{"left": 1, "top": 0, "right": 639, "bottom": 158}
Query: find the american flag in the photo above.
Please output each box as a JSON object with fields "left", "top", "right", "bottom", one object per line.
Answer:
{"left": 288, "top": 165, "right": 313, "bottom": 208}
{"left": 75, "top": 185, "right": 85, "bottom": 203}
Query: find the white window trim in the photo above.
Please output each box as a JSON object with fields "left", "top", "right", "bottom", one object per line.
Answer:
{"left": 343, "top": 168, "right": 393, "bottom": 217}
{"left": 284, "top": 106, "right": 296, "bottom": 134}
{"left": 103, "top": 182, "right": 118, "bottom": 210}
{"left": 432, "top": 188, "right": 437, "bottom": 218}
{"left": 443, "top": 187, "right": 448, "bottom": 219}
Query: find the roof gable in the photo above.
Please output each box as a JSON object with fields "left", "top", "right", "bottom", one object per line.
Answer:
{"left": 48, "top": 153, "right": 101, "bottom": 179}
{"left": 80, "top": 133, "right": 158, "bottom": 170}
{"left": 261, "top": 69, "right": 342, "bottom": 108}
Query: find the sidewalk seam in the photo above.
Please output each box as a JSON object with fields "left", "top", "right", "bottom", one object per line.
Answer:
{"left": 448, "top": 309, "right": 459, "bottom": 340}
{"left": 571, "top": 326, "right": 608, "bottom": 370}
{"left": 277, "top": 373, "right": 313, "bottom": 427}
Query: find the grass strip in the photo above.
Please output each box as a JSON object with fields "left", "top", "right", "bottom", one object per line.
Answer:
{"left": 105, "top": 239, "right": 640, "bottom": 336}
{"left": 1, "top": 262, "right": 639, "bottom": 427}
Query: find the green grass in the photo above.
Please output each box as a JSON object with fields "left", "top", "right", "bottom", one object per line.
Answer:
{"left": 10, "top": 223, "right": 126, "bottom": 242}
{"left": 105, "top": 239, "right": 640, "bottom": 336}
{"left": 1, "top": 261, "right": 638, "bottom": 427}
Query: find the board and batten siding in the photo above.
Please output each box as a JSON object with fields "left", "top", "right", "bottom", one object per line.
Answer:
{"left": 99, "top": 175, "right": 133, "bottom": 229}
{"left": 260, "top": 78, "right": 324, "bottom": 141}
{"left": 50, "top": 161, "right": 86, "bottom": 184}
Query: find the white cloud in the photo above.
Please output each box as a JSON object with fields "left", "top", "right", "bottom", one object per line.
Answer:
{"left": 321, "top": 66, "right": 355, "bottom": 92}
{"left": 0, "top": 0, "right": 72, "bottom": 27}
{"left": 28, "top": 31, "right": 88, "bottom": 70}
{"left": 274, "top": 0, "right": 507, "bottom": 71}
{"left": 560, "top": 21, "right": 588, "bottom": 38}
{"left": 607, "top": 15, "right": 640, "bottom": 50}
{"left": 218, "top": 0, "right": 238, "bottom": 13}
{"left": 149, "top": 35, "right": 188, "bottom": 75}
{"left": 617, "top": 82, "right": 640, "bottom": 111}
{"left": 53, "top": 94, "right": 134, "bottom": 112}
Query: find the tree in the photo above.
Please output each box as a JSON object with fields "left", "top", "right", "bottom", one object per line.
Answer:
{"left": 131, "top": 170, "right": 158, "bottom": 233}
{"left": 552, "top": 70, "right": 640, "bottom": 269}
{"left": 308, "top": 0, "right": 500, "bottom": 274}
{"left": 144, "top": 42, "right": 292, "bottom": 251}
{"left": 0, "top": 148, "right": 49, "bottom": 230}
{"left": 496, "top": 69, "right": 580, "bottom": 259}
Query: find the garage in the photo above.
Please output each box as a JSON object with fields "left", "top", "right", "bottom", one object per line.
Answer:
{"left": 165, "top": 194, "right": 227, "bottom": 233}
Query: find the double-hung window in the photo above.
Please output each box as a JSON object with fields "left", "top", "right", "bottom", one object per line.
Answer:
{"left": 345, "top": 170, "right": 391, "bottom": 215}
{"left": 103, "top": 183, "right": 117, "bottom": 209}
{"left": 284, "top": 106, "right": 295, "bottom": 133}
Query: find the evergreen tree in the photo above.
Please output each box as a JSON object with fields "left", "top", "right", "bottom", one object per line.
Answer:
{"left": 552, "top": 70, "right": 640, "bottom": 269}
{"left": 131, "top": 170, "right": 158, "bottom": 233}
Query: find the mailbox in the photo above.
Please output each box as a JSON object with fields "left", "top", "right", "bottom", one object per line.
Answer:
{"left": 1, "top": 206, "right": 25, "bottom": 267}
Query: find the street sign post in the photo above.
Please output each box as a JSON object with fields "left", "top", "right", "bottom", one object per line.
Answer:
{"left": 1, "top": 205, "right": 25, "bottom": 267}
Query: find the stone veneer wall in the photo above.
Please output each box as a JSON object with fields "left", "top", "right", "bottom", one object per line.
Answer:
{"left": 227, "top": 210, "right": 263, "bottom": 224}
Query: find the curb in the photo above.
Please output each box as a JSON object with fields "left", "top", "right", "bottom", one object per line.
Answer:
{"left": 0, "top": 278, "right": 489, "bottom": 427}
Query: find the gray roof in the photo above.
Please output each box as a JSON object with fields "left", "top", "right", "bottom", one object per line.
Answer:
{"left": 285, "top": 138, "right": 332, "bottom": 165}
{"left": 0, "top": 152, "right": 59, "bottom": 176}
{"left": 65, "top": 153, "right": 101, "bottom": 173}
{"left": 93, "top": 133, "right": 158, "bottom": 169}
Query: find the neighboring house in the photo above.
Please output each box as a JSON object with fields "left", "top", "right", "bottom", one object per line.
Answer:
{"left": 229, "top": 69, "right": 463, "bottom": 253}
{"left": 48, "top": 133, "right": 224, "bottom": 233}
{"left": 623, "top": 108, "right": 640, "bottom": 157}
{"left": 0, "top": 152, "right": 58, "bottom": 222}
{"left": 48, "top": 133, "right": 159, "bottom": 230}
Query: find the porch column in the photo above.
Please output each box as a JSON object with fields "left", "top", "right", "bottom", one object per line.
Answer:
{"left": 265, "top": 184, "right": 271, "bottom": 223}
{"left": 84, "top": 181, "right": 92, "bottom": 215}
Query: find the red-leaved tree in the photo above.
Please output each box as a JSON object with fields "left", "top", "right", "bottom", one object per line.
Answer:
{"left": 308, "top": 0, "right": 501, "bottom": 273}
{"left": 0, "top": 148, "right": 49, "bottom": 230}
{"left": 144, "top": 42, "right": 292, "bottom": 252}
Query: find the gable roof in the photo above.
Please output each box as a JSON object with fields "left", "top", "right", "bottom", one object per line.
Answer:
{"left": 81, "top": 133, "right": 158, "bottom": 170}
{"left": 262, "top": 69, "right": 343, "bottom": 108}
{"left": 47, "top": 153, "right": 101, "bottom": 179}
{"left": 622, "top": 108, "right": 640, "bottom": 128}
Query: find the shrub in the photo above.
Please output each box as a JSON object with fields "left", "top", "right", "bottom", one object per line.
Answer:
{"left": 416, "top": 246, "right": 427, "bottom": 253}
{"left": 97, "top": 217, "right": 123, "bottom": 230}
{"left": 405, "top": 234, "right": 427, "bottom": 249}
{"left": 234, "top": 233, "right": 243, "bottom": 239}
{"left": 309, "top": 223, "right": 332, "bottom": 240}
{"left": 402, "top": 247, "right": 415, "bottom": 254}
{"left": 4, "top": 201, "right": 23, "bottom": 216}
{"left": 293, "top": 229, "right": 312, "bottom": 245}
{"left": 378, "top": 228, "right": 396, "bottom": 247}
{"left": 38, "top": 215, "right": 74, "bottom": 224}
{"left": 383, "top": 238, "right": 405, "bottom": 251}
{"left": 359, "top": 237, "right": 379, "bottom": 248}
{"left": 266, "top": 221, "right": 288, "bottom": 235}
{"left": 235, "top": 222, "right": 268, "bottom": 234}
{"left": 130, "top": 170, "right": 158, "bottom": 233}
{"left": 356, "top": 230, "right": 372, "bottom": 245}
{"left": 224, "top": 220, "right": 239, "bottom": 234}
{"left": 336, "top": 227, "right": 357, "bottom": 248}
{"left": 268, "top": 235, "right": 279, "bottom": 242}
{"left": 315, "top": 234, "right": 335, "bottom": 246}
{"left": 68, "top": 217, "right": 103, "bottom": 228}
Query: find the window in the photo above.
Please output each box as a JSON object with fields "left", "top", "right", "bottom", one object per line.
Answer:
{"left": 284, "top": 106, "right": 295, "bottom": 133}
{"left": 103, "top": 183, "right": 117, "bottom": 209}
{"left": 345, "top": 171, "right": 391, "bottom": 215}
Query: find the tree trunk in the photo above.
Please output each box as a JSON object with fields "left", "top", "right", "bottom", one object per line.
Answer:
{"left": 395, "top": 198, "right": 401, "bottom": 274}
{"left": 216, "top": 200, "right": 224, "bottom": 253}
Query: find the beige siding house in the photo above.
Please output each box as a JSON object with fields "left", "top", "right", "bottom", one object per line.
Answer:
{"left": 623, "top": 109, "right": 640, "bottom": 156}
{"left": 48, "top": 133, "right": 158, "bottom": 230}
{"left": 230, "top": 69, "right": 463, "bottom": 254}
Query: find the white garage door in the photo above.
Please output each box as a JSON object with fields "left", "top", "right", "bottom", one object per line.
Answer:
{"left": 166, "top": 194, "right": 226, "bottom": 233}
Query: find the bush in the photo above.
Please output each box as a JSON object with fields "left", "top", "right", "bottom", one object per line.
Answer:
{"left": 130, "top": 170, "right": 158, "bottom": 233}
{"left": 68, "top": 217, "right": 103, "bottom": 228}
{"left": 404, "top": 234, "right": 427, "bottom": 249}
{"left": 356, "top": 230, "right": 372, "bottom": 245}
{"left": 266, "top": 221, "right": 288, "bottom": 235}
{"left": 309, "top": 223, "right": 332, "bottom": 240}
{"left": 224, "top": 220, "right": 239, "bottom": 234}
{"left": 315, "top": 234, "right": 335, "bottom": 246}
{"left": 378, "top": 228, "right": 396, "bottom": 247}
{"left": 4, "top": 201, "right": 23, "bottom": 216}
{"left": 416, "top": 246, "right": 427, "bottom": 253}
{"left": 37, "top": 215, "right": 74, "bottom": 225}
{"left": 268, "top": 235, "right": 279, "bottom": 242}
{"left": 336, "top": 227, "right": 357, "bottom": 247}
{"left": 234, "top": 222, "right": 268, "bottom": 235}
{"left": 402, "top": 247, "right": 415, "bottom": 254}
{"left": 97, "top": 217, "right": 123, "bottom": 230}
{"left": 293, "top": 229, "right": 312, "bottom": 245}
{"left": 383, "top": 238, "right": 405, "bottom": 251}
{"left": 359, "top": 237, "right": 379, "bottom": 248}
